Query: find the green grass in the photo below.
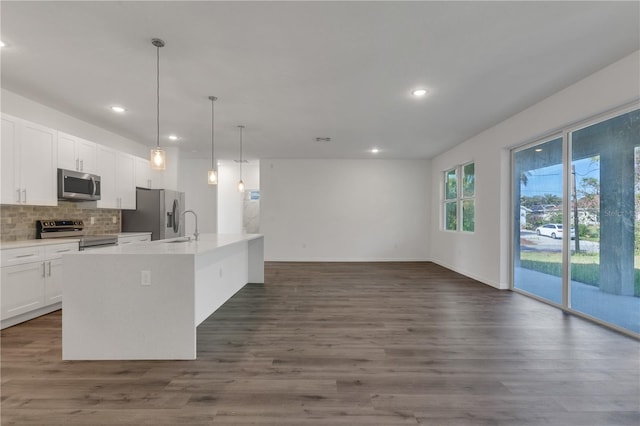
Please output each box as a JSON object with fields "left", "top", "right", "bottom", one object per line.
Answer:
{"left": 520, "top": 251, "right": 640, "bottom": 296}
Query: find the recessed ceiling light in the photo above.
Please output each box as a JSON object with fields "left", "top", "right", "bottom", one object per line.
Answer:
{"left": 535, "top": 148, "right": 543, "bottom": 152}
{"left": 0, "top": 41, "right": 6, "bottom": 48}
{"left": 411, "top": 88, "right": 429, "bottom": 97}
{"left": 169, "top": 135, "right": 179, "bottom": 141}
{"left": 110, "top": 106, "right": 126, "bottom": 113}
{"left": 370, "top": 148, "right": 379, "bottom": 154}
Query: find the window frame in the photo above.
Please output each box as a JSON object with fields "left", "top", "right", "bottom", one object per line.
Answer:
{"left": 442, "top": 161, "right": 475, "bottom": 233}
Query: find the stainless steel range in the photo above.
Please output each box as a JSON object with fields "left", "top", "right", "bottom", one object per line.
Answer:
{"left": 36, "top": 220, "right": 118, "bottom": 250}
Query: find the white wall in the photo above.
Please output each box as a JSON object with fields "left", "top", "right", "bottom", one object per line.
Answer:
{"left": 178, "top": 158, "right": 217, "bottom": 235}
{"left": 1, "top": 89, "right": 149, "bottom": 158}
{"left": 217, "top": 163, "right": 259, "bottom": 233}
{"left": 429, "top": 50, "right": 640, "bottom": 289}
{"left": 261, "top": 159, "right": 431, "bottom": 261}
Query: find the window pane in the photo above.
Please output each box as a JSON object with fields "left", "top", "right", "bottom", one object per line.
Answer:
{"left": 463, "top": 163, "right": 475, "bottom": 197}
{"left": 513, "top": 137, "right": 563, "bottom": 304}
{"left": 445, "top": 202, "right": 457, "bottom": 230}
{"left": 570, "top": 109, "right": 640, "bottom": 334}
{"left": 462, "top": 200, "right": 474, "bottom": 232}
{"left": 445, "top": 169, "right": 457, "bottom": 200}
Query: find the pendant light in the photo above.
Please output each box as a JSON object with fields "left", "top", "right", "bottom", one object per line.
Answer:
{"left": 237, "top": 125, "right": 245, "bottom": 192}
{"left": 150, "top": 38, "right": 166, "bottom": 170}
{"left": 207, "top": 96, "right": 218, "bottom": 185}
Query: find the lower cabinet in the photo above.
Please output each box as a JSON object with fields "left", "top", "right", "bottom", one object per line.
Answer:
{"left": 1, "top": 242, "right": 78, "bottom": 327}
{"left": 45, "top": 258, "right": 64, "bottom": 305}
{"left": 1, "top": 261, "right": 46, "bottom": 320}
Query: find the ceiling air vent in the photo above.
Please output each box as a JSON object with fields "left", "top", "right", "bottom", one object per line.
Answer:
{"left": 315, "top": 137, "right": 331, "bottom": 142}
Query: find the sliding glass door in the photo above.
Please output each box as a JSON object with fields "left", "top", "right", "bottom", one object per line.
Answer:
{"left": 569, "top": 109, "right": 639, "bottom": 333}
{"left": 512, "top": 107, "right": 639, "bottom": 336}
{"left": 513, "top": 137, "right": 564, "bottom": 305}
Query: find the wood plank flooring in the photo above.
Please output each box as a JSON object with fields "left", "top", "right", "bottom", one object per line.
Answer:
{"left": 2, "top": 262, "right": 639, "bottom": 425}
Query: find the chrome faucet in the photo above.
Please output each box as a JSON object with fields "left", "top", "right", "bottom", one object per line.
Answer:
{"left": 182, "top": 210, "right": 199, "bottom": 241}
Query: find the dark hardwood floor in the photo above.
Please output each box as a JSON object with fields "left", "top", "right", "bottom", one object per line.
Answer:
{"left": 2, "top": 262, "right": 639, "bottom": 425}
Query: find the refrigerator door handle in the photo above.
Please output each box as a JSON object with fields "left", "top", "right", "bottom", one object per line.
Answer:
{"left": 172, "top": 199, "right": 180, "bottom": 233}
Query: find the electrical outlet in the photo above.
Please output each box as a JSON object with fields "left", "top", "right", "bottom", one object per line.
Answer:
{"left": 141, "top": 270, "right": 151, "bottom": 286}
{"left": 112, "top": 216, "right": 117, "bottom": 224}
{"left": 90, "top": 217, "right": 95, "bottom": 225}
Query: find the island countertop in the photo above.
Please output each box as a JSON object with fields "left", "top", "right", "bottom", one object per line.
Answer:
{"left": 81, "top": 233, "right": 263, "bottom": 255}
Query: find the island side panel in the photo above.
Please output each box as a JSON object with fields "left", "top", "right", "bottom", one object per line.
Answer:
{"left": 62, "top": 253, "right": 196, "bottom": 360}
{"left": 248, "top": 236, "right": 264, "bottom": 284}
{"left": 194, "top": 243, "right": 249, "bottom": 326}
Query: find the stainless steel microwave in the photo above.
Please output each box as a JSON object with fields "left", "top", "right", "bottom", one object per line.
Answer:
{"left": 57, "top": 169, "right": 101, "bottom": 201}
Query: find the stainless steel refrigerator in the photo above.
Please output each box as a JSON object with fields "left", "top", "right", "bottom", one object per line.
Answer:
{"left": 121, "top": 189, "right": 185, "bottom": 240}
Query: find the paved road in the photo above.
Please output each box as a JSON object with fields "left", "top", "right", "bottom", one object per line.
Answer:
{"left": 520, "top": 230, "right": 600, "bottom": 253}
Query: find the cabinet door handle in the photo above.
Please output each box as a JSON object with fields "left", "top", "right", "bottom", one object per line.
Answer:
{"left": 76, "top": 158, "right": 80, "bottom": 170}
{"left": 41, "top": 262, "right": 46, "bottom": 278}
{"left": 22, "top": 189, "right": 27, "bottom": 204}
{"left": 80, "top": 159, "right": 84, "bottom": 171}
{"left": 16, "top": 188, "right": 21, "bottom": 203}
{"left": 47, "top": 261, "right": 52, "bottom": 277}
{"left": 16, "top": 253, "right": 35, "bottom": 258}
{"left": 56, "top": 249, "right": 71, "bottom": 253}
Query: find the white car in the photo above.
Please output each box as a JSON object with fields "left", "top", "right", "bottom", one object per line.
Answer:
{"left": 536, "top": 223, "right": 575, "bottom": 239}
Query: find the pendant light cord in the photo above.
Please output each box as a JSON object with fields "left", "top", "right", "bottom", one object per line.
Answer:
{"left": 211, "top": 98, "right": 215, "bottom": 169}
{"left": 156, "top": 43, "right": 160, "bottom": 149}
{"left": 239, "top": 126, "right": 243, "bottom": 180}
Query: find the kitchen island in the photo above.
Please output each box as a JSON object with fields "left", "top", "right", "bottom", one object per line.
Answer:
{"left": 62, "top": 233, "right": 264, "bottom": 360}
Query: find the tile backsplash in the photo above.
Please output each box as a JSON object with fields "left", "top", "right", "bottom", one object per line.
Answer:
{"left": 0, "top": 202, "right": 121, "bottom": 241}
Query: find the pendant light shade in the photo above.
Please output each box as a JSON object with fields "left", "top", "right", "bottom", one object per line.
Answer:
{"left": 207, "top": 96, "right": 218, "bottom": 185}
{"left": 150, "top": 38, "right": 166, "bottom": 170}
{"left": 237, "top": 125, "right": 245, "bottom": 193}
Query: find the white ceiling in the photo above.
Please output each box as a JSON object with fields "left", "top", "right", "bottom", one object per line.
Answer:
{"left": 1, "top": 1, "right": 638, "bottom": 161}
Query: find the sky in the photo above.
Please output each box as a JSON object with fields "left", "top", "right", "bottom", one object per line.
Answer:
{"left": 520, "top": 157, "right": 600, "bottom": 198}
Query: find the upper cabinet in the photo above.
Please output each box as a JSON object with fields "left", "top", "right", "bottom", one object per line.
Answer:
{"left": 135, "top": 156, "right": 152, "bottom": 189}
{"left": 96, "top": 147, "right": 135, "bottom": 210}
{"left": 1, "top": 114, "right": 57, "bottom": 206}
{"left": 116, "top": 153, "right": 136, "bottom": 210}
{"left": 57, "top": 132, "right": 97, "bottom": 174}
{"left": 1, "top": 113, "right": 152, "bottom": 210}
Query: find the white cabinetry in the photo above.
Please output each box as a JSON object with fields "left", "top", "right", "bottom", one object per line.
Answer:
{"left": 43, "top": 243, "right": 77, "bottom": 305}
{"left": 0, "top": 114, "right": 57, "bottom": 206}
{"left": 0, "top": 242, "right": 78, "bottom": 328}
{"left": 96, "top": 149, "right": 135, "bottom": 209}
{"left": 135, "top": 157, "right": 152, "bottom": 189}
{"left": 96, "top": 145, "right": 117, "bottom": 208}
{"left": 1, "top": 246, "right": 45, "bottom": 320}
{"left": 58, "top": 132, "right": 97, "bottom": 173}
{"left": 117, "top": 153, "right": 136, "bottom": 209}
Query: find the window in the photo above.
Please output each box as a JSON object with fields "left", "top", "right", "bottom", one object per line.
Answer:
{"left": 443, "top": 162, "right": 475, "bottom": 232}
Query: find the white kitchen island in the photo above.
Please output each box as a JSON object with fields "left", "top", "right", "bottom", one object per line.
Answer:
{"left": 62, "top": 233, "right": 264, "bottom": 360}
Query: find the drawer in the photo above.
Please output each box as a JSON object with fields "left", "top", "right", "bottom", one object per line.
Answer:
{"left": 44, "top": 242, "right": 79, "bottom": 259}
{"left": 1, "top": 246, "right": 44, "bottom": 267}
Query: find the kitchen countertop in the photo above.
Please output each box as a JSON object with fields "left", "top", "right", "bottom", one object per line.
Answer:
{"left": 0, "top": 238, "right": 80, "bottom": 250}
{"left": 117, "top": 232, "right": 152, "bottom": 237}
{"left": 78, "top": 233, "right": 263, "bottom": 256}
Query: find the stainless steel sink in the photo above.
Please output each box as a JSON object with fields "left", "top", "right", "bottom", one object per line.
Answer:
{"left": 165, "top": 238, "right": 191, "bottom": 243}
